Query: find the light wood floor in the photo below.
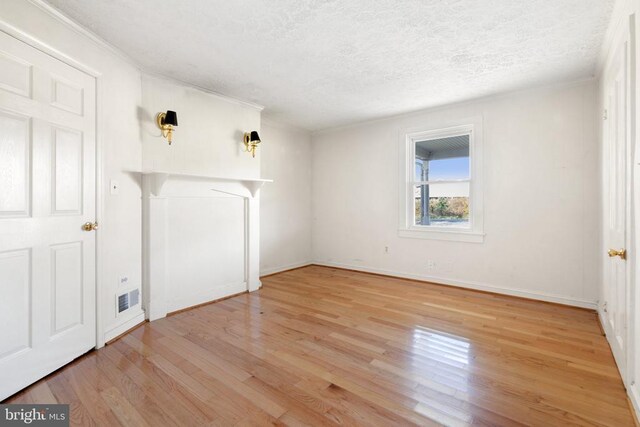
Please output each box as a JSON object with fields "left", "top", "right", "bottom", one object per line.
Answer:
{"left": 6, "top": 265, "right": 636, "bottom": 426}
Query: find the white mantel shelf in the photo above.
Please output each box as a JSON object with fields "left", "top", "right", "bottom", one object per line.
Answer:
{"left": 139, "top": 170, "right": 273, "bottom": 197}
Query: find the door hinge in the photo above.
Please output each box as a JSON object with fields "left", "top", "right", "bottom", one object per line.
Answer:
{"left": 603, "top": 109, "right": 608, "bottom": 120}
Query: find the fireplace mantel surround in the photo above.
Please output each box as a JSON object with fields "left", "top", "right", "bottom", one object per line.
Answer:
{"left": 140, "top": 171, "right": 272, "bottom": 320}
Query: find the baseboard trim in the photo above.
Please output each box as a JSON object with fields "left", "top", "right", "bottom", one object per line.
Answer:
{"left": 260, "top": 261, "right": 313, "bottom": 278}
{"left": 104, "top": 311, "right": 146, "bottom": 344}
{"left": 167, "top": 291, "right": 248, "bottom": 317}
{"left": 167, "top": 281, "right": 247, "bottom": 315}
{"left": 312, "top": 261, "right": 598, "bottom": 310}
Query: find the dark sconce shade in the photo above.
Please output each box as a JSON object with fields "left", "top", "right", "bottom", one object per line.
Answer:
{"left": 249, "top": 131, "right": 260, "bottom": 142}
{"left": 162, "top": 110, "right": 178, "bottom": 127}
{"left": 156, "top": 110, "right": 178, "bottom": 145}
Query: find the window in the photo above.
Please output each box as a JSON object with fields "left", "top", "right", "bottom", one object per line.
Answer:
{"left": 399, "top": 121, "right": 483, "bottom": 242}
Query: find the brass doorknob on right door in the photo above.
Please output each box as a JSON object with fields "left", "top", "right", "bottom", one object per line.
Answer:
{"left": 607, "top": 248, "right": 626, "bottom": 260}
{"left": 82, "top": 222, "right": 98, "bottom": 232}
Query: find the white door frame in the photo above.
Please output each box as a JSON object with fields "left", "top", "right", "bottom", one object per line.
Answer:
{"left": 0, "top": 24, "right": 107, "bottom": 348}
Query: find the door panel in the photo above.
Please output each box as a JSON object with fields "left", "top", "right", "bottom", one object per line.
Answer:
{"left": 0, "top": 110, "right": 30, "bottom": 217}
{"left": 51, "top": 241, "right": 84, "bottom": 336}
{"left": 0, "top": 31, "right": 96, "bottom": 401}
{"left": 0, "top": 51, "right": 31, "bottom": 97}
{"left": 602, "top": 33, "right": 629, "bottom": 381}
{"left": 0, "top": 249, "right": 31, "bottom": 360}
{"left": 52, "top": 127, "right": 83, "bottom": 214}
{"left": 51, "top": 77, "right": 84, "bottom": 115}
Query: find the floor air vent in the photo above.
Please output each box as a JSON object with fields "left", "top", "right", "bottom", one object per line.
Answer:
{"left": 130, "top": 288, "right": 140, "bottom": 307}
{"left": 117, "top": 288, "right": 140, "bottom": 314}
{"left": 118, "top": 293, "right": 129, "bottom": 313}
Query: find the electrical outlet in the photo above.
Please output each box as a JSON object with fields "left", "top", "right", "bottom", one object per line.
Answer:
{"left": 427, "top": 260, "right": 436, "bottom": 270}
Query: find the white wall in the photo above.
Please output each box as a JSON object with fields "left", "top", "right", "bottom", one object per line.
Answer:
{"left": 311, "top": 80, "right": 600, "bottom": 308}
{"left": 1, "top": 0, "right": 145, "bottom": 344}
{"left": 140, "top": 75, "right": 261, "bottom": 179}
{"left": 140, "top": 75, "right": 262, "bottom": 314}
{"left": 260, "top": 121, "right": 313, "bottom": 275}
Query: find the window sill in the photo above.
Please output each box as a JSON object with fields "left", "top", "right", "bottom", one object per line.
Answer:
{"left": 398, "top": 228, "right": 485, "bottom": 243}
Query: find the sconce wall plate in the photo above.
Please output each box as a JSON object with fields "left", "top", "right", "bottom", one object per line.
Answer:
{"left": 157, "top": 110, "right": 178, "bottom": 145}
{"left": 243, "top": 131, "right": 261, "bottom": 158}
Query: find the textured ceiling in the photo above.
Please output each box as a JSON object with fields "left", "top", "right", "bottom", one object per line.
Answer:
{"left": 44, "top": 0, "right": 614, "bottom": 131}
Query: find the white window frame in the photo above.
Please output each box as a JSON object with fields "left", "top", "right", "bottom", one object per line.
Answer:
{"left": 398, "top": 117, "right": 484, "bottom": 243}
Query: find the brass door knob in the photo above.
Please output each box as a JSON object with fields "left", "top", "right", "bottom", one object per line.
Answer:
{"left": 607, "top": 248, "right": 626, "bottom": 260}
{"left": 82, "top": 222, "right": 99, "bottom": 232}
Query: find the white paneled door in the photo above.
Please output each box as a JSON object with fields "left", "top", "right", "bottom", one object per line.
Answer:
{"left": 602, "top": 30, "right": 630, "bottom": 383}
{"left": 0, "top": 32, "right": 96, "bottom": 400}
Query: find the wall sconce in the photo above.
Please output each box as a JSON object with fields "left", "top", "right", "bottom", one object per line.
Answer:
{"left": 156, "top": 110, "right": 178, "bottom": 145}
{"left": 243, "top": 131, "right": 261, "bottom": 158}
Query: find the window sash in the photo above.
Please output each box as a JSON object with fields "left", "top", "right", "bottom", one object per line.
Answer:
{"left": 399, "top": 120, "right": 483, "bottom": 243}
{"left": 410, "top": 181, "right": 473, "bottom": 229}
{"left": 410, "top": 131, "right": 473, "bottom": 229}
{"left": 411, "top": 179, "right": 471, "bottom": 186}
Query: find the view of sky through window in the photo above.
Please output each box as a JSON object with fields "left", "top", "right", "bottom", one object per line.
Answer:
{"left": 427, "top": 157, "right": 469, "bottom": 181}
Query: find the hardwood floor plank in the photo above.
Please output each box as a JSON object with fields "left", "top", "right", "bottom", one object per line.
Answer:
{"left": 47, "top": 370, "right": 99, "bottom": 427}
{"left": 112, "top": 339, "right": 220, "bottom": 423}
{"left": 95, "top": 350, "right": 180, "bottom": 427}
{"left": 100, "top": 387, "right": 149, "bottom": 427}
{"left": 4, "top": 266, "right": 635, "bottom": 426}
{"left": 64, "top": 359, "right": 124, "bottom": 426}
{"left": 102, "top": 343, "right": 211, "bottom": 426}
{"left": 27, "top": 382, "right": 57, "bottom": 404}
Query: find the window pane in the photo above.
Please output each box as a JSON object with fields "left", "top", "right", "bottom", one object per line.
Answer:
{"left": 414, "top": 183, "right": 470, "bottom": 228}
{"left": 415, "top": 134, "right": 469, "bottom": 181}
